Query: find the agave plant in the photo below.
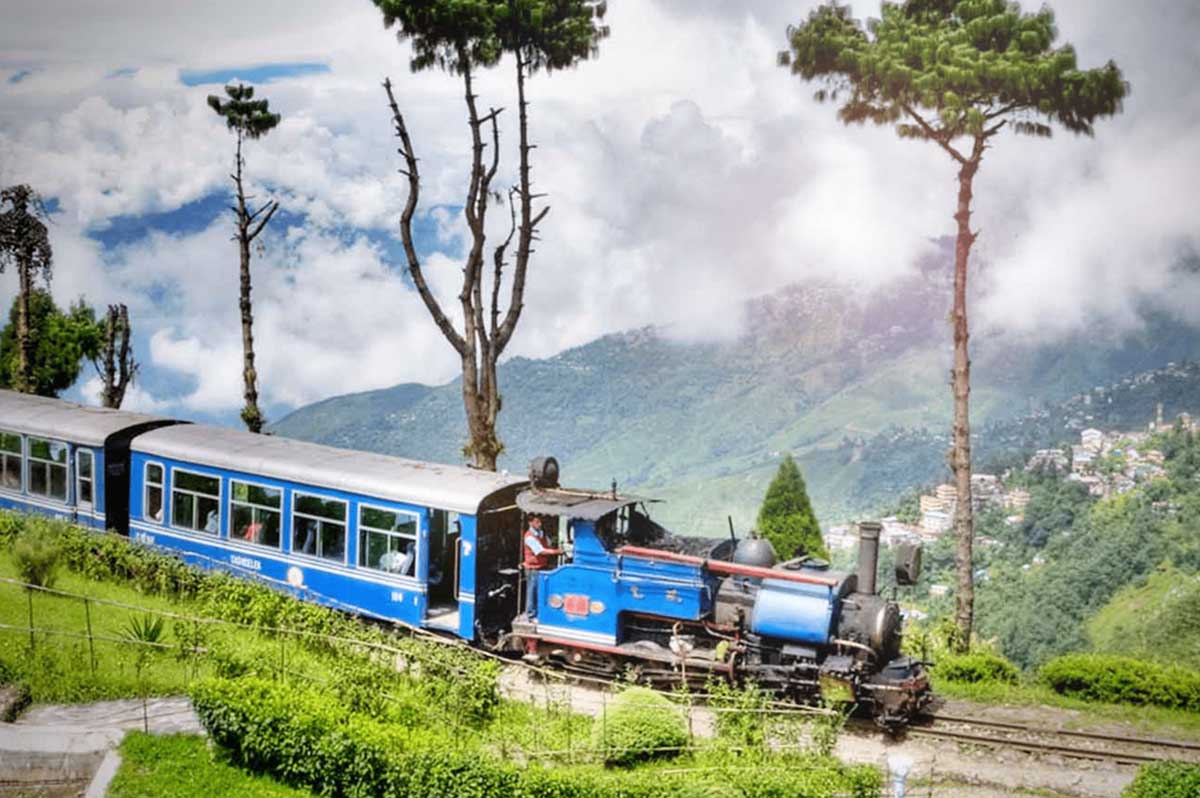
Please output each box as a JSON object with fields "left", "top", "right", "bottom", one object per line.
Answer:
{"left": 122, "top": 612, "right": 167, "bottom": 646}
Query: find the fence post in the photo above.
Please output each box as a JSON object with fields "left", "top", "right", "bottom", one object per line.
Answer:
{"left": 26, "top": 589, "right": 34, "bottom": 652}
{"left": 84, "top": 598, "right": 96, "bottom": 674}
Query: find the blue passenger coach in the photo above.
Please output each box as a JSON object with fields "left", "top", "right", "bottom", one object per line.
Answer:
{"left": 126, "top": 423, "right": 525, "bottom": 639}
{"left": 0, "top": 391, "right": 175, "bottom": 530}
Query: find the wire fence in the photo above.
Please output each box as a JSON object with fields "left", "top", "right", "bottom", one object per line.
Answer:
{"left": 0, "top": 571, "right": 948, "bottom": 796}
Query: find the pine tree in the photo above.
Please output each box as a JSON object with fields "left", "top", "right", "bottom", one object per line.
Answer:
{"left": 782, "top": 0, "right": 1127, "bottom": 650}
{"left": 0, "top": 184, "right": 54, "bottom": 394}
{"left": 207, "top": 83, "right": 281, "bottom": 433}
{"left": 756, "top": 455, "right": 826, "bottom": 560}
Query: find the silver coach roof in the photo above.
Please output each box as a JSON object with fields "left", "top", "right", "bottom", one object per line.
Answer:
{"left": 0, "top": 390, "right": 165, "bottom": 446}
{"left": 133, "top": 423, "right": 528, "bottom": 515}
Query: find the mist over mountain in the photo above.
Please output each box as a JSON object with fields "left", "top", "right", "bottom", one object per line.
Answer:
{"left": 272, "top": 247, "right": 1200, "bottom": 535}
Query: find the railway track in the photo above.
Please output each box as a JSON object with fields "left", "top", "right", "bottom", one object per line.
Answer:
{"left": 901, "top": 712, "right": 1200, "bottom": 766}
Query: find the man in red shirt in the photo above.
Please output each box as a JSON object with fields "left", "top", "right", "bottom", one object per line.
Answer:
{"left": 523, "top": 515, "right": 561, "bottom": 618}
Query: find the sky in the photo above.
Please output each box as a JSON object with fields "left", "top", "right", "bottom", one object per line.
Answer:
{"left": 0, "top": 0, "right": 1197, "bottom": 425}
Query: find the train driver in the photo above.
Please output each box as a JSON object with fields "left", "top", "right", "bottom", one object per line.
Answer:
{"left": 522, "top": 515, "right": 562, "bottom": 619}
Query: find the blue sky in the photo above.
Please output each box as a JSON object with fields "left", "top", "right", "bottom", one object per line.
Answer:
{"left": 1, "top": 0, "right": 1197, "bottom": 428}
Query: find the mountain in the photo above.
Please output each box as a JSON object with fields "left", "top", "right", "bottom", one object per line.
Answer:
{"left": 272, "top": 251, "right": 1200, "bottom": 535}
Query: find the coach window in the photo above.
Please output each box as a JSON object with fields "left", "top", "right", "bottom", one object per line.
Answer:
{"left": 292, "top": 493, "right": 346, "bottom": 563}
{"left": 76, "top": 450, "right": 95, "bottom": 508}
{"left": 359, "top": 506, "right": 418, "bottom": 578}
{"left": 171, "top": 469, "right": 221, "bottom": 534}
{"left": 231, "top": 480, "right": 281, "bottom": 548}
{"left": 28, "top": 437, "right": 68, "bottom": 502}
{"left": 0, "top": 431, "right": 21, "bottom": 491}
{"left": 144, "top": 463, "right": 164, "bottom": 522}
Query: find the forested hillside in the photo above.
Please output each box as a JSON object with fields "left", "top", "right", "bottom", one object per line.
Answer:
{"left": 910, "top": 425, "right": 1200, "bottom": 669}
{"left": 273, "top": 256, "right": 1200, "bottom": 534}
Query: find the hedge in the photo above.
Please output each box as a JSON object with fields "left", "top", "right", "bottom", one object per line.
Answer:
{"left": 1040, "top": 654, "right": 1200, "bottom": 711}
{"left": 1122, "top": 761, "right": 1200, "bottom": 798}
{"left": 933, "top": 651, "right": 1020, "bottom": 685}
{"left": 0, "top": 512, "right": 501, "bottom": 721}
{"left": 191, "top": 677, "right": 882, "bottom": 798}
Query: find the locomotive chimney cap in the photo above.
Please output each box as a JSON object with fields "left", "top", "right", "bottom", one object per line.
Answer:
{"left": 528, "top": 456, "right": 560, "bottom": 488}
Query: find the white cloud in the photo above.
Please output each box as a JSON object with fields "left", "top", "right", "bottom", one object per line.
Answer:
{"left": 0, "top": 0, "right": 1196, "bottom": 419}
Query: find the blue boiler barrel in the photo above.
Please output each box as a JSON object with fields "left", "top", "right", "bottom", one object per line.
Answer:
{"left": 749, "top": 578, "right": 835, "bottom": 645}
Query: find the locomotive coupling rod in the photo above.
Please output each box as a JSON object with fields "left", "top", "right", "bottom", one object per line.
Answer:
{"left": 616, "top": 546, "right": 839, "bottom": 587}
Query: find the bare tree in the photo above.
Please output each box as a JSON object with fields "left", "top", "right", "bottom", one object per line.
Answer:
{"left": 92, "top": 304, "right": 139, "bottom": 409}
{"left": 0, "top": 184, "right": 53, "bottom": 394}
{"left": 376, "top": 0, "right": 606, "bottom": 469}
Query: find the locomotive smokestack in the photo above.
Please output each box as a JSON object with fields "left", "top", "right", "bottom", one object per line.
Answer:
{"left": 857, "top": 521, "right": 881, "bottom": 595}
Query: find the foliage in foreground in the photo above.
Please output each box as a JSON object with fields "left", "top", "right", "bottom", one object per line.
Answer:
{"left": 1122, "top": 761, "right": 1200, "bottom": 798}
{"left": 934, "top": 651, "right": 1019, "bottom": 685}
{"left": 592, "top": 686, "right": 688, "bottom": 767}
{"left": 11, "top": 525, "right": 62, "bottom": 588}
{"left": 1040, "top": 654, "right": 1200, "bottom": 712}
{"left": 191, "top": 676, "right": 881, "bottom": 798}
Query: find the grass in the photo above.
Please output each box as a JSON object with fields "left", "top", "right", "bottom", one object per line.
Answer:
{"left": 108, "top": 733, "right": 311, "bottom": 798}
{"left": 932, "top": 675, "right": 1200, "bottom": 739}
{"left": 0, "top": 551, "right": 337, "bottom": 703}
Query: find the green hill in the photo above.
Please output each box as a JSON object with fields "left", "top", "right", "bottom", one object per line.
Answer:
{"left": 272, "top": 255, "right": 1200, "bottom": 535}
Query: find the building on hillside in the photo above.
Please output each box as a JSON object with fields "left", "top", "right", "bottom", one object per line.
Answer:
{"left": 919, "top": 494, "right": 946, "bottom": 514}
{"left": 880, "top": 517, "right": 922, "bottom": 547}
{"left": 1068, "top": 472, "right": 1106, "bottom": 497}
{"left": 971, "top": 473, "right": 1005, "bottom": 508}
{"left": 1026, "top": 449, "right": 1069, "bottom": 473}
{"left": 934, "top": 483, "right": 957, "bottom": 506}
{"left": 1072, "top": 445, "right": 1095, "bottom": 473}
{"left": 1081, "top": 428, "right": 1104, "bottom": 452}
{"left": 921, "top": 509, "right": 952, "bottom": 535}
{"left": 823, "top": 524, "right": 857, "bottom": 552}
{"left": 1007, "top": 488, "right": 1031, "bottom": 510}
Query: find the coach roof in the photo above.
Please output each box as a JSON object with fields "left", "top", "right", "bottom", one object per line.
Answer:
{"left": 0, "top": 390, "right": 166, "bottom": 446}
{"left": 132, "top": 422, "right": 527, "bottom": 515}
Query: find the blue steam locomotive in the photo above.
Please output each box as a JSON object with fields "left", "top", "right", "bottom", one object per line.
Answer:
{"left": 0, "top": 390, "right": 930, "bottom": 726}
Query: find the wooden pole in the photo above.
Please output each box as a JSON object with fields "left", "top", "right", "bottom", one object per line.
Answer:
{"left": 26, "top": 590, "right": 34, "bottom": 652}
{"left": 84, "top": 598, "right": 96, "bottom": 674}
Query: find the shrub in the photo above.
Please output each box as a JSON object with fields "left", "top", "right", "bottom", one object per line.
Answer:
{"left": 1123, "top": 761, "right": 1200, "bottom": 798}
{"left": 934, "top": 651, "right": 1020, "bottom": 685}
{"left": 593, "top": 686, "right": 688, "bottom": 767}
{"left": 191, "top": 677, "right": 881, "bottom": 798}
{"left": 1040, "top": 654, "right": 1200, "bottom": 711}
{"left": 12, "top": 524, "right": 63, "bottom": 589}
{"left": 705, "top": 678, "right": 770, "bottom": 751}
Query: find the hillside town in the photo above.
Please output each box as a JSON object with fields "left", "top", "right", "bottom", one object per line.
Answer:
{"left": 823, "top": 405, "right": 1198, "bottom": 556}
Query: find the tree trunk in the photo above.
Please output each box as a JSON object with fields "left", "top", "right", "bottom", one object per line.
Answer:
{"left": 234, "top": 133, "right": 263, "bottom": 434}
{"left": 15, "top": 256, "right": 31, "bottom": 393}
{"left": 950, "top": 142, "right": 983, "bottom": 653}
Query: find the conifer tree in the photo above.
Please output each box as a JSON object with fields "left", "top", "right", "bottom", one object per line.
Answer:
{"left": 207, "top": 83, "right": 281, "bottom": 433}
{"left": 92, "top": 303, "right": 138, "bottom": 409}
{"left": 757, "top": 455, "right": 826, "bottom": 560}
{"left": 782, "top": 0, "right": 1126, "bottom": 650}
{"left": 0, "top": 184, "right": 54, "bottom": 394}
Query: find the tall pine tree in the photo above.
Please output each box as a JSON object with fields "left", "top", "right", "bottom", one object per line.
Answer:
{"left": 782, "top": 0, "right": 1126, "bottom": 650}
{"left": 756, "top": 455, "right": 826, "bottom": 560}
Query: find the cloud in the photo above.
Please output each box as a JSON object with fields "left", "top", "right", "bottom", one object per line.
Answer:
{"left": 0, "top": 0, "right": 1196, "bottom": 422}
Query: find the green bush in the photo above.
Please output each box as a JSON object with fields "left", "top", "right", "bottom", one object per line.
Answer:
{"left": 934, "top": 651, "right": 1020, "bottom": 685}
{"left": 1040, "top": 654, "right": 1200, "bottom": 711}
{"left": 593, "top": 686, "right": 688, "bottom": 766}
{"left": 192, "top": 677, "right": 881, "bottom": 798}
{"left": 1123, "top": 761, "right": 1200, "bottom": 798}
{"left": 12, "top": 523, "right": 63, "bottom": 588}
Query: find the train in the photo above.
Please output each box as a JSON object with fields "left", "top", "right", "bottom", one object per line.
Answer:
{"left": 0, "top": 389, "right": 931, "bottom": 726}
